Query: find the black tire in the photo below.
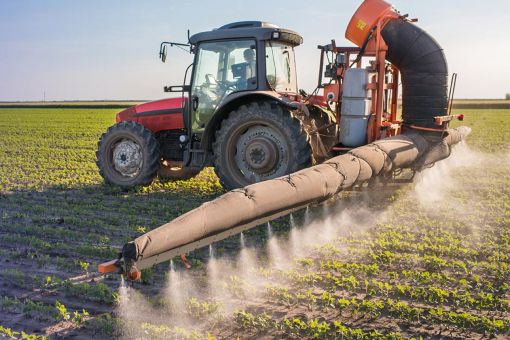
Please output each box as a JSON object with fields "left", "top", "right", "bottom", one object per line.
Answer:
{"left": 158, "top": 160, "right": 201, "bottom": 182}
{"left": 306, "top": 105, "right": 338, "bottom": 162}
{"left": 213, "top": 101, "right": 312, "bottom": 190}
{"left": 96, "top": 121, "right": 160, "bottom": 187}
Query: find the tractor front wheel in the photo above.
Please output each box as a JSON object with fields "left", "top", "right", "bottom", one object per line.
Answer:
{"left": 96, "top": 121, "right": 160, "bottom": 187}
{"left": 213, "top": 101, "right": 311, "bottom": 190}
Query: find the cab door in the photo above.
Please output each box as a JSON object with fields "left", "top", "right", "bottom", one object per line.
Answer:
{"left": 190, "top": 40, "right": 258, "bottom": 132}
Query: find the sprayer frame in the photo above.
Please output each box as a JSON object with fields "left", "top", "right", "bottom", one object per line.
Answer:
{"left": 316, "top": 9, "right": 403, "bottom": 150}
{"left": 318, "top": 9, "right": 457, "bottom": 151}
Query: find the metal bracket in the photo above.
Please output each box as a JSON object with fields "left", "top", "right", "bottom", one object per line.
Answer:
{"left": 434, "top": 114, "right": 465, "bottom": 126}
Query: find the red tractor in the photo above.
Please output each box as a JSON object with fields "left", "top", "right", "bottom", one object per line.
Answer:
{"left": 97, "top": 1, "right": 459, "bottom": 190}
{"left": 96, "top": 22, "right": 337, "bottom": 190}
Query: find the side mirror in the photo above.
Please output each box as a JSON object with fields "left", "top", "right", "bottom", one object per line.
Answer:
{"left": 160, "top": 45, "right": 168, "bottom": 63}
{"left": 159, "top": 41, "right": 192, "bottom": 62}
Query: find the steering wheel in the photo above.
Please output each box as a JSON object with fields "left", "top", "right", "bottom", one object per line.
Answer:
{"left": 219, "top": 81, "right": 241, "bottom": 103}
{"left": 202, "top": 74, "right": 241, "bottom": 105}
{"left": 205, "top": 74, "right": 218, "bottom": 86}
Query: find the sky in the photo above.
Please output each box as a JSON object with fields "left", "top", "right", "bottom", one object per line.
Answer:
{"left": 0, "top": 0, "right": 509, "bottom": 101}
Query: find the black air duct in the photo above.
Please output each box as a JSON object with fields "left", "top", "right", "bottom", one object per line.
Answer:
{"left": 381, "top": 20, "right": 448, "bottom": 129}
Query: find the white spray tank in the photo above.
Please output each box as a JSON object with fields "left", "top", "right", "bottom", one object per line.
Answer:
{"left": 339, "top": 68, "right": 374, "bottom": 147}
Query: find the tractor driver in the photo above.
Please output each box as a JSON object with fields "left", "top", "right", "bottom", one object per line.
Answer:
{"left": 243, "top": 48, "right": 257, "bottom": 90}
{"left": 244, "top": 48, "right": 256, "bottom": 78}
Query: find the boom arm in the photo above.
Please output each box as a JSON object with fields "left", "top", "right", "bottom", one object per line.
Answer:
{"left": 99, "top": 127, "right": 470, "bottom": 280}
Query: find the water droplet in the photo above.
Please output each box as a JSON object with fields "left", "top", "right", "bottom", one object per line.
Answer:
{"left": 323, "top": 202, "right": 330, "bottom": 217}
{"left": 290, "top": 214, "right": 296, "bottom": 228}
{"left": 267, "top": 222, "right": 273, "bottom": 238}
{"left": 304, "top": 206, "right": 311, "bottom": 226}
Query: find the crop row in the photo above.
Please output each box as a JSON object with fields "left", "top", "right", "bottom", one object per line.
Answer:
{"left": 138, "top": 323, "right": 215, "bottom": 340}
{"left": 0, "top": 296, "right": 89, "bottom": 328}
{"left": 310, "top": 238, "right": 510, "bottom": 283}
{"left": 0, "top": 325, "right": 48, "bottom": 340}
{"left": 233, "top": 310, "right": 409, "bottom": 339}
{"left": 0, "top": 233, "right": 118, "bottom": 260}
{"left": 263, "top": 285, "right": 509, "bottom": 334}
{"left": 316, "top": 258, "right": 509, "bottom": 294}
{"left": 280, "top": 268, "right": 510, "bottom": 311}
{"left": 0, "top": 269, "right": 118, "bottom": 305}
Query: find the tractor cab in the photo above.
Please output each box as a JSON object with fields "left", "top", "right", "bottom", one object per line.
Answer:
{"left": 190, "top": 39, "right": 260, "bottom": 131}
{"left": 162, "top": 22, "right": 304, "bottom": 136}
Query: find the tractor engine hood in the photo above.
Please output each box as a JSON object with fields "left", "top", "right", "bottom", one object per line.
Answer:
{"left": 116, "top": 97, "right": 185, "bottom": 133}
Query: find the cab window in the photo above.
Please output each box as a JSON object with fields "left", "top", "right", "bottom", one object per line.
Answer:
{"left": 191, "top": 40, "right": 257, "bottom": 130}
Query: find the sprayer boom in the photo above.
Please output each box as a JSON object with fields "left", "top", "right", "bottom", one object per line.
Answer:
{"left": 98, "top": 205, "right": 306, "bottom": 278}
{"left": 98, "top": 127, "right": 470, "bottom": 280}
{"left": 98, "top": 0, "right": 471, "bottom": 281}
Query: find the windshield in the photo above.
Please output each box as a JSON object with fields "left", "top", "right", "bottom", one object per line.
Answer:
{"left": 191, "top": 40, "right": 257, "bottom": 131}
{"left": 265, "top": 42, "right": 297, "bottom": 94}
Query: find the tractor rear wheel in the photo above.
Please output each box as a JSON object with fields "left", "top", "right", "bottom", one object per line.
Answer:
{"left": 213, "top": 101, "right": 311, "bottom": 190}
{"left": 96, "top": 121, "right": 160, "bottom": 187}
{"left": 158, "top": 160, "right": 201, "bottom": 182}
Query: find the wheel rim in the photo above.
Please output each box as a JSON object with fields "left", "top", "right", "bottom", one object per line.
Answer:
{"left": 230, "top": 125, "right": 289, "bottom": 184}
{"left": 111, "top": 139, "right": 143, "bottom": 178}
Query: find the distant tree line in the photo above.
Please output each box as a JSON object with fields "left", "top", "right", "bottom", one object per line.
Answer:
{"left": 506, "top": 93, "right": 510, "bottom": 100}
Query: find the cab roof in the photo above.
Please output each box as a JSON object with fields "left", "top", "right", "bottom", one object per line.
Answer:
{"left": 189, "top": 21, "right": 303, "bottom": 47}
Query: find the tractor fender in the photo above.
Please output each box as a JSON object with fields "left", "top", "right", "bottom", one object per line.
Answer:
{"left": 201, "top": 91, "right": 301, "bottom": 152}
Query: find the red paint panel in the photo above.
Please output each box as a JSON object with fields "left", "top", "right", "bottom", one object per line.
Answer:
{"left": 116, "top": 97, "right": 186, "bottom": 133}
{"left": 116, "top": 106, "right": 137, "bottom": 123}
{"left": 136, "top": 97, "right": 185, "bottom": 133}
{"left": 135, "top": 97, "right": 185, "bottom": 114}
{"left": 137, "top": 113, "right": 184, "bottom": 133}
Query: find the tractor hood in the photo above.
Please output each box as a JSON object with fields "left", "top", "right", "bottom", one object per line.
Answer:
{"left": 116, "top": 97, "right": 185, "bottom": 133}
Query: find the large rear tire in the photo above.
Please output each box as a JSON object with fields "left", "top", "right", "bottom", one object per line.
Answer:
{"left": 96, "top": 121, "right": 160, "bottom": 187}
{"left": 213, "top": 101, "right": 311, "bottom": 190}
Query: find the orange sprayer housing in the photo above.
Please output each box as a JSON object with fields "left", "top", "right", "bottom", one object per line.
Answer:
{"left": 345, "top": 0, "right": 395, "bottom": 46}
{"left": 98, "top": 259, "right": 120, "bottom": 274}
{"left": 127, "top": 270, "right": 142, "bottom": 281}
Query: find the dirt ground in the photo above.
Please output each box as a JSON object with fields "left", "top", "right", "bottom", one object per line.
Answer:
{"left": 0, "top": 107, "right": 509, "bottom": 339}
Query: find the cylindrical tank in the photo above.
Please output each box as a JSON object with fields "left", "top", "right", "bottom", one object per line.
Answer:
{"left": 340, "top": 68, "right": 373, "bottom": 147}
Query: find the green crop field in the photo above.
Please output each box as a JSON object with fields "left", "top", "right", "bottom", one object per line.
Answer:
{"left": 0, "top": 105, "right": 509, "bottom": 339}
